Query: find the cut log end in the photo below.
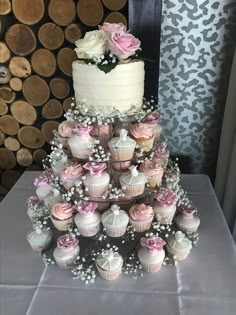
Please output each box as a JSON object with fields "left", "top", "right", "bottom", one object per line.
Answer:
{"left": 64, "top": 24, "right": 82, "bottom": 43}
{"left": 41, "top": 120, "right": 59, "bottom": 144}
{"left": 9, "top": 77, "right": 23, "bottom": 91}
{"left": 49, "top": 0, "right": 76, "bottom": 26}
{"left": 50, "top": 78, "right": 70, "bottom": 99}
{"left": 4, "top": 136, "right": 20, "bottom": 151}
{"left": 104, "top": 12, "right": 128, "bottom": 26}
{"left": 42, "top": 99, "right": 63, "bottom": 119}
{"left": 38, "top": 23, "right": 64, "bottom": 50}
{"left": 12, "top": 0, "right": 44, "bottom": 25}
{"left": 16, "top": 148, "right": 33, "bottom": 167}
{"left": 77, "top": 0, "right": 104, "bottom": 26}
{"left": 0, "top": 42, "right": 11, "bottom": 62}
{"left": 23, "top": 75, "right": 50, "bottom": 106}
{"left": 9, "top": 57, "right": 32, "bottom": 78}
{"left": 102, "top": 0, "right": 127, "bottom": 11}
{"left": 11, "top": 100, "right": 37, "bottom": 125}
{"left": 0, "top": 148, "right": 16, "bottom": 169}
{"left": 31, "top": 48, "right": 57, "bottom": 77}
{"left": 57, "top": 47, "right": 76, "bottom": 76}
{"left": 33, "top": 149, "right": 48, "bottom": 164}
{"left": 0, "top": 115, "right": 19, "bottom": 135}
{"left": 18, "top": 126, "right": 45, "bottom": 149}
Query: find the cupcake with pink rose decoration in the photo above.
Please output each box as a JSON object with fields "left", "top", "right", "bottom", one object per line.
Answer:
{"left": 152, "top": 141, "right": 170, "bottom": 167}
{"left": 60, "top": 162, "right": 84, "bottom": 190}
{"left": 153, "top": 189, "right": 177, "bottom": 224}
{"left": 53, "top": 234, "right": 80, "bottom": 269}
{"left": 145, "top": 112, "right": 162, "bottom": 141}
{"left": 138, "top": 236, "right": 166, "bottom": 272}
{"left": 129, "top": 123, "right": 154, "bottom": 152}
{"left": 68, "top": 124, "right": 95, "bottom": 159}
{"left": 82, "top": 162, "right": 110, "bottom": 197}
{"left": 128, "top": 204, "right": 154, "bottom": 232}
{"left": 120, "top": 165, "right": 147, "bottom": 197}
{"left": 139, "top": 159, "right": 164, "bottom": 188}
{"left": 58, "top": 120, "right": 76, "bottom": 149}
{"left": 108, "top": 129, "right": 136, "bottom": 161}
{"left": 175, "top": 204, "right": 200, "bottom": 233}
{"left": 90, "top": 124, "right": 113, "bottom": 149}
{"left": 101, "top": 205, "right": 129, "bottom": 237}
{"left": 50, "top": 202, "right": 75, "bottom": 231}
{"left": 74, "top": 201, "right": 101, "bottom": 237}
{"left": 96, "top": 249, "right": 123, "bottom": 280}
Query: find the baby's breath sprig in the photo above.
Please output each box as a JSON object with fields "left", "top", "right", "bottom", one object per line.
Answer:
{"left": 122, "top": 253, "right": 144, "bottom": 279}
{"left": 89, "top": 140, "right": 111, "bottom": 162}
{"left": 40, "top": 252, "right": 55, "bottom": 266}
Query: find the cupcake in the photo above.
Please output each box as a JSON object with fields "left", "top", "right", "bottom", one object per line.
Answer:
{"left": 34, "top": 173, "right": 52, "bottom": 201}
{"left": 120, "top": 165, "right": 147, "bottom": 197}
{"left": 50, "top": 150, "right": 68, "bottom": 176}
{"left": 53, "top": 234, "right": 80, "bottom": 269}
{"left": 90, "top": 124, "right": 113, "bottom": 149}
{"left": 101, "top": 205, "right": 129, "bottom": 237}
{"left": 50, "top": 202, "right": 75, "bottom": 231}
{"left": 138, "top": 236, "right": 166, "bottom": 272}
{"left": 129, "top": 123, "right": 154, "bottom": 152}
{"left": 108, "top": 129, "right": 136, "bottom": 161}
{"left": 145, "top": 112, "right": 162, "bottom": 141}
{"left": 60, "top": 162, "right": 84, "bottom": 190}
{"left": 26, "top": 196, "right": 49, "bottom": 222}
{"left": 166, "top": 231, "right": 192, "bottom": 261}
{"left": 83, "top": 162, "right": 110, "bottom": 197}
{"left": 74, "top": 201, "right": 101, "bottom": 237}
{"left": 175, "top": 205, "right": 200, "bottom": 233}
{"left": 152, "top": 141, "right": 169, "bottom": 167}
{"left": 153, "top": 189, "right": 177, "bottom": 224}
{"left": 139, "top": 159, "right": 164, "bottom": 188}
{"left": 27, "top": 223, "right": 53, "bottom": 252}
{"left": 96, "top": 250, "right": 123, "bottom": 280}
{"left": 129, "top": 204, "right": 154, "bottom": 232}
{"left": 68, "top": 124, "right": 95, "bottom": 159}
{"left": 58, "top": 120, "right": 76, "bottom": 149}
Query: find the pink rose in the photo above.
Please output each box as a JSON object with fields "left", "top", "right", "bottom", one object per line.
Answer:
{"left": 26, "top": 195, "right": 40, "bottom": 208}
{"left": 57, "top": 234, "right": 79, "bottom": 250}
{"left": 179, "top": 205, "right": 197, "bottom": 217}
{"left": 145, "top": 112, "right": 160, "bottom": 125}
{"left": 155, "top": 189, "right": 176, "bottom": 206}
{"left": 153, "top": 142, "right": 169, "bottom": 160}
{"left": 58, "top": 121, "right": 77, "bottom": 138}
{"left": 99, "top": 22, "right": 127, "bottom": 34}
{"left": 72, "top": 124, "right": 93, "bottom": 136}
{"left": 141, "top": 236, "right": 165, "bottom": 253}
{"left": 77, "top": 201, "right": 97, "bottom": 215}
{"left": 34, "top": 174, "right": 51, "bottom": 187}
{"left": 83, "top": 162, "right": 107, "bottom": 175}
{"left": 108, "top": 32, "right": 141, "bottom": 59}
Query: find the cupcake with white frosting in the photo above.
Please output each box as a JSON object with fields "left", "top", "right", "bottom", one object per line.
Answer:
{"left": 50, "top": 202, "right": 75, "bottom": 231}
{"left": 129, "top": 204, "right": 154, "bottom": 232}
{"left": 129, "top": 123, "right": 154, "bottom": 152}
{"left": 60, "top": 162, "right": 84, "bottom": 190}
{"left": 102, "top": 205, "right": 129, "bottom": 237}
{"left": 96, "top": 250, "right": 123, "bottom": 280}
{"left": 166, "top": 231, "right": 192, "bottom": 261}
{"left": 108, "top": 129, "right": 136, "bottom": 161}
{"left": 120, "top": 165, "right": 147, "bottom": 197}
{"left": 153, "top": 189, "right": 177, "bottom": 224}
{"left": 139, "top": 159, "right": 164, "bottom": 188}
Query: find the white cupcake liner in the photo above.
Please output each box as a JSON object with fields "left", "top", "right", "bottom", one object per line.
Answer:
{"left": 85, "top": 184, "right": 108, "bottom": 197}
{"left": 96, "top": 262, "right": 122, "bottom": 280}
{"left": 76, "top": 223, "right": 101, "bottom": 237}
{"left": 102, "top": 224, "right": 127, "bottom": 237}
{"left": 54, "top": 255, "right": 76, "bottom": 269}
{"left": 69, "top": 144, "right": 92, "bottom": 159}
{"left": 166, "top": 245, "right": 190, "bottom": 261}
{"left": 140, "top": 261, "right": 163, "bottom": 273}
{"left": 129, "top": 217, "right": 153, "bottom": 232}
{"left": 110, "top": 147, "right": 135, "bottom": 161}
{"left": 123, "top": 184, "right": 145, "bottom": 197}
{"left": 154, "top": 204, "right": 176, "bottom": 225}
{"left": 147, "top": 173, "right": 163, "bottom": 188}
{"left": 136, "top": 136, "right": 154, "bottom": 152}
{"left": 50, "top": 215, "right": 74, "bottom": 231}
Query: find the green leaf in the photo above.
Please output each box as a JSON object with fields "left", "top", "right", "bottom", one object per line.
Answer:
{"left": 97, "top": 62, "right": 118, "bottom": 74}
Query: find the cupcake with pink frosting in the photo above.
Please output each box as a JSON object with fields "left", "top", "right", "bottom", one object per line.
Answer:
{"left": 152, "top": 141, "right": 169, "bottom": 167}
{"left": 129, "top": 204, "right": 154, "bottom": 232}
{"left": 129, "top": 123, "right": 154, "bottom": 152}
{"left": 139, "top": 159, "right": 164, "bottom": 188}
{"left": 74, "top": 201, "right": 101, "bottom": 237}
{"left": 50, "top": 202, "right": 75, "bottom": 231}
{"left": 153, "top": 189, "right": 177, "bottom": 224}
{"left": 53, "top": 234, "right": 80, "bottom": 269}
{"left": 58, "top": 121, "right": 76, "bottom": 149}
{"left": 90, "top": 124, "right": 113, "bottom": 148}
{"left": 68, "top": 124, "right": 95, "bottom": 159}
{"left": 83, "top": 162, "right": 110, "bottom": 197}
{"left": 60, "top": 162, "right": 84, "bottom": 190}
{"left": 138, "top": 236, "right": 166, "bottom": 272}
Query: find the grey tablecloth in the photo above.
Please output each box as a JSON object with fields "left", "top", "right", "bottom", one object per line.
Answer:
{"left": 0, "top": 172, "right": 236, "bottom": 315}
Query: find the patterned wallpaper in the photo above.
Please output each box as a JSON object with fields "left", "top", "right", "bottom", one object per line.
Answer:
{"left": 159, "top": 0, "right": 236, "bottom": 178}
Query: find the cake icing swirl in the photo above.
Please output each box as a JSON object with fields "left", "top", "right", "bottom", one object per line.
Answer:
{"left": 155, "top": 189, "right": 177, "bottom": 206}
{"left": 51, "top": 202, "right": 74, "bottom": 220}
{"left": 130, "top": 123, "right": 153, "bottom": 139}
{"left": 129, "top": 204, "right": 154, "bottom": 221}
{"left": 60, "top": 163, "right": 84, "bottom": 180}
{"left": 139, "top": 160, "right": 163, "bottom": 176}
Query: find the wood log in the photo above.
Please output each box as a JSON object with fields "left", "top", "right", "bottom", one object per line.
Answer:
{"left": 11, "top": 100, "right": 37, "bottom": 125}
{"left": 104, "top": 12, "right": 128, "bottom": 26}
{"left": 41, "top": 121, "right": 59, "bottom": 144}
{"left": 18, "top": 126, "right": 45, "bottom": 148}
{"left": 31, "top": 48, "right": 56, "bottom": 77}
{"left": 48, "top": 0, "right": 76, "bottom": 26}
{"left": 4, "top": 136, "right": 20, "bottom": 151}
{"left": 23, "top": 75, "right": 50, "bottom": 106}
{"left": 57, "top": 47, "right": 76, "bottom": 77}
{"left": 102, "top": 0, "right": 127, "bottom": 11}
{"left": 38, "top": 23, "right": 64, "bottom": 50}
{"left": 12, "top": 0, "right": 44, "bottom": 25}
{"left": 77, "top": 0, "right": 104, "bottom": 27}
{"left": 42, "top": 99, "right": 63, "bottom": 119}
{"left": 0, "top": 148, "right": 16, "bottom": 169}
{"left": 0, "top": 185, "right": 8, "bottom": 197}
{"left": 0, "top": 0, "right": 11, "bottom": 15}
{"left": 0, "top": 42, "right": 11, "bottom": 63}
{"left": 0, "top": 101, "right": 8, "bottom": 115}
{"left": 33, "top": 148, "right": 48, "bottom": 164}
{"left": 5, "top": 24, "right": 36, "bottom": 56}
{"left": 9, "top": 77, "right": 23, "bottom": 91}
{"left": 0, "top": 87, "right": 15, "bottom": 103}
{"left": 9, "top": 57, "right": 31, "bottom": 78}
{"left": 0, "top": 115, "right": 19, "bottom": 135}
{"left": 63, "top": 97, "right": 73, "bottom": 112}
{"left": 1, "top": 170, "right": 21, "bottom": 189}
{"left": 64, "top": 24, "right": 82, "bottom": 43}
{"left": 0, "top": 66, "right": 11, "bottom": 84}
{"left": 26, "top": 164, "right": 43, "bottom": 171}
{"left": 0, "top": 129, "right": 5, "bottom": 145}
{"left": 16, "top": 147, "right": 33, "bottom": 166}
{"left": 50, "top": 78, "right": 70, "bottom": 99}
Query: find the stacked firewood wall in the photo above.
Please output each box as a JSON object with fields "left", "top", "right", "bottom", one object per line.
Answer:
{"left": 0, "top": 0, "right": 128, "bottom": 199}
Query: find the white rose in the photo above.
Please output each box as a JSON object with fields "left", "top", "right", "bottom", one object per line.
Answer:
{"left": 74, "top": 30, "right": 107, "bottom": 59}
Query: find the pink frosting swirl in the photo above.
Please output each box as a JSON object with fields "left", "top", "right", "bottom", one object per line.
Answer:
{"left": 141, "top": 236, "right": 166, "bottom": 253}
{"left": 153, "top": 143, "right": 169, "bottom": 159}
{"left": 108, "top": 32, "right": 141, "bottom": 59}
{"left": 154, "top": 189, "right": 177, "bottom": 206}
{"left": 90, "top": 124, "right": 113, "bottom": 137}
{"left": 99, "top": 22, "right": 127, "bottom": 34}
{"left": 60, "top": 163, "right": 84, "bottom": 180}
{"left": 51, "top": 202, "right": 74, "bottom": 220}
{"left": 179, "top": 205, "right": 197, "bottom": 218}
{"left": 139, "top": 160, "right": 163, "bottom": 176}
{"left": 130, "top": 123, "right": 154, "bottom": 139}
{"left": 145, "top": 112, "right": 160, "bottom": 125}
{"left": 58, "top": 121, "right": 76, "bottom": 138}
{"left": 72, "top": 124, "right": 93, "bottom": 136}
{"left": 129, "top": 204, "right": 154, "bottom": 221}
{"left": 34, "top": 174, "right": 51, "bottom": 187}
{"left": 77, "top": 201, "right": 97, "bottom": 215}
{"left": 83, "top": 162, "right": 107, "bottom": 175}
{"left": 57, "top": 234, "right": 79, "bottom": 250}
{"left": 26, "top": 195, "right": 40, "bottom": 208}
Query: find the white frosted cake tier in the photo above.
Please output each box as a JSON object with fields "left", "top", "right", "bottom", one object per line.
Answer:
{"left": 72, "top": 60, "right": 145, "bottom": 115}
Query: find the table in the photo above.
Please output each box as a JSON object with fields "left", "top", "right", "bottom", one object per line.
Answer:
{"left": 1, "top": 172, "right": 236, "bottom": 315}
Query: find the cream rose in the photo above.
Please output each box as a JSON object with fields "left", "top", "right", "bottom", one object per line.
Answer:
{"left": 74, "top": 30, "right": 107, "bottom": 59}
